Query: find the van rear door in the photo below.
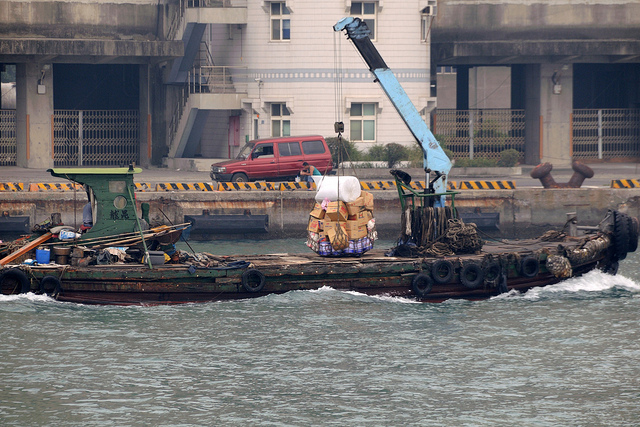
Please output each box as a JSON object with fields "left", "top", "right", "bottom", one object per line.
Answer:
{"left": 277, "top": 140, "right": 304, "bottom": 179}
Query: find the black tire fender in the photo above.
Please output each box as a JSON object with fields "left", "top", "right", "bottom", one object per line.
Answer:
{"left": 460, "top": 263, "right": 484, "bottom": 289}
{"left": 431, "top": 259, "right": 454, "bottom": 284}
{"left": 626, "top": 216, "right": 638, "bottom": 253}
{"left": 241, "top": 269, "right": 266, "bottom": 293}
{"left": 39, "top": 275, "right": 61, "bottom": 296}
{"left": 614, "top": 211, "right": 630, "bottom": 260}
{"left": 484, "top": 261, "right": 501, "bottom": 285}
{"left": 520, "top": 256, "right": 540, "bottom": 278}
{"left": 412, "top": 272, "right": 433, "bottom": 298}
{"left": 0, "top": 268, "right": 30, "bottom": 294}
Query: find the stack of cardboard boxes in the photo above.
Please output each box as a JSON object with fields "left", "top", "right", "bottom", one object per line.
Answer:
{"left": 307, "top": 190, "right": 376, "bottom": 256}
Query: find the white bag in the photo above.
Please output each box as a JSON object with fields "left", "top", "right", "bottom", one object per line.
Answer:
{"left": 313, "top": 176, "right": 362, "bottom": 203}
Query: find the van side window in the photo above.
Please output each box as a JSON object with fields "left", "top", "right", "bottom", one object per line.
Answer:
{"left": 252, "top": 143, "right": 275, "bottom": 158}
{"left": 278, "top": 142, "right": 302, "bottom": 157}
{"left": 302, "top": 140, "right": 326, "bottom": 155}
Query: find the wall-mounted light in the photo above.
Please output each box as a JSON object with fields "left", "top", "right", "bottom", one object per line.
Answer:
{"left": 37, "top": 64, "right": 50, "bottom": 95}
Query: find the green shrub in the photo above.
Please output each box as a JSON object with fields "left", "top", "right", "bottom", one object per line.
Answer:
{"left": 497, "top": 149, "right": 521, "bottom": 167}
{"left": 325, "top": 136, "right": 361, "bottom": 167}
{"left": 385, "top": 143, "right": 408, "bottom": 168}
{"left": 364, "top": 144, "right": 386, "bottom": 161}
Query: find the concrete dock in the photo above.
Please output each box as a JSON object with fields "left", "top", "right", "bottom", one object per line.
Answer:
{"left": 1, "top": 164, "right": 639, "bottom": 239}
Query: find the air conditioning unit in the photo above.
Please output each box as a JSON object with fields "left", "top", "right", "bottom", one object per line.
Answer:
{"left": 422, "top": 5, "right": 437, "bottom": 16}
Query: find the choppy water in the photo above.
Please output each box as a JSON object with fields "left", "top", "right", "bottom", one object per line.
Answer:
{"left": 2, "top": 239, "right": 640, "bottom": 426}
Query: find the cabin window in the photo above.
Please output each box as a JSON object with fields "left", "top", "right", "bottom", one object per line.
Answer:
{"left": 109, "top": 181, "right": 126, "bottom": 193}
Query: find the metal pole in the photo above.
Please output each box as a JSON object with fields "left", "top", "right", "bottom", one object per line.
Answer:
{"left": 597, "top": 109, "right": 603, "bottom": 159}
{"left": 78, "top": 110, "right": 83, "bottom": 166}
{"left": 469, "top": 110, "right": 474, "bottom": 160}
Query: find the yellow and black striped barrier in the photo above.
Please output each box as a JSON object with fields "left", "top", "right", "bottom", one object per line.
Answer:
{"left": 279, "top": 182, "right": 314, "bottom": 191}
{"left": 611, "top": 179, "right": 640, "bottom": 189}
{"left": 360, "top": 181, "right": 396, "bottom": 190}
{"left": 134, "top": 183, "right": 154, "bottom": 192}
{"left": 28, "top": 182, "right": 83, "bottom": 192}
{"left": 409, "top": 181, "right": 458, "bottom": 191}
{"left": 457, "top": 180, "right": 516, "bottom": 190}
{"left": 217, "top": 182, "right": 277, "bottom": 191}
{"left": 156, "top": 182, "right": 218, "bottom": 191}
{"left": 0, "top": 183, "right": 24, "bottom": 192}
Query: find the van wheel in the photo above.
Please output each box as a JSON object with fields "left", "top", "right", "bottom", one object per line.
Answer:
{"left": 231, "top": 173, "right": 248, "bottom": 183}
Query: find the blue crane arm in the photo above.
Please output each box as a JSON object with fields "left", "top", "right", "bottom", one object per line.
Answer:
{"left": 334, "top": 17, "right": 452, "bottom": 205}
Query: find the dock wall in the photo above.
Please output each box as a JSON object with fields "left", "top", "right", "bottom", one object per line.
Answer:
{"left": 1, "top": 189, "right": 639, "bottom": 239}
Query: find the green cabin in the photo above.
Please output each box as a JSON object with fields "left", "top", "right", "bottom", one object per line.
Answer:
{"left": 48, "top": 166, "right": 144, "bottom": 240}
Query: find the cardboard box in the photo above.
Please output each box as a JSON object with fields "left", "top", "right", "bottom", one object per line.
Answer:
{"left": 348, "top": 210, "right": 374, "bottom": 226}
{"left": 307, "top": 218, "right": 323, "bottom": 233}
{"left": 345, "top": 220, "right": 368, "bottom": 239}
{"left": 362, "top": 191, "right": 374, "bottom": 210}
{"left": 325, "top": 201, "right": 349, "bottom": 222}
{"left": 346, "top": 191, "right": 374, "bottom": 215}
{"left": 309, "top": 203, "right": 325, "bottom": 219}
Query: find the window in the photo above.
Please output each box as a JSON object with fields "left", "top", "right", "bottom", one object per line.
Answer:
{"left": 278, "top": 142, "right": 302, "bottom": 157}
{"left": 271, "top": 103, "right": 290, "bottom": 137}
{"left": 350, "top": 2, "right": 376, "bottom": 39}
{"left": 252, "top": 143, "right": 274, "bottom": 159}
{"left": 421, "top": 14, "right": 430, "bottom": 42}
{"left": 350, "top": 103, "right": 376, "bottom": 142}
{"left": 437, "top": 66, "right": 457, "bottom": 74}
{"left": 302, "top": 140, "right": 326, "bottom": 155}
{"left": 270, "top": 2, "right": 290, "bottom": 41}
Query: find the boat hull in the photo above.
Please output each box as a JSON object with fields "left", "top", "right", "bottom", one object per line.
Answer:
{"left": 0, "top": 238, "right": 615, "bottom": 305}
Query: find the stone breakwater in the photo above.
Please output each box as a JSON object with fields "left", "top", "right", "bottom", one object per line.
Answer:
{"left": 1, "top": 188, "right": 639, "bottom": 239}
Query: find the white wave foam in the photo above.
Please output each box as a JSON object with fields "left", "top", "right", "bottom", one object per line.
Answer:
{"left": 0, "top": 292, "right": 58, "bottom": 303}
{"left": 520, "top": 270, "right": 640, "bottom": 300}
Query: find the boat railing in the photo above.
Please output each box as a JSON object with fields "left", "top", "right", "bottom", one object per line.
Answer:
{"left": 393, "top": 176, "right": 459, "bottom": 213}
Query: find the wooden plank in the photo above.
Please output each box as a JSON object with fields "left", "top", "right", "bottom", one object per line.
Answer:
{"left": 0, "top": 232, "right": 53, "bottom": 266}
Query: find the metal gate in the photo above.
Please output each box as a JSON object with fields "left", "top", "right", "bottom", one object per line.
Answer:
{"left": 53, "top": 110, "right": 139, "bottom": 167}
{"left": 0, "top": 110, "right": 16, "bottom": 166}
{"left": 573, "top": 109, "right": 640, "bottom": 160}
{"left": 433, "top": 109, "right": 525, "bottom": 160}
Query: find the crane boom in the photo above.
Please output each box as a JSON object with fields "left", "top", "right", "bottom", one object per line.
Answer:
{"left": 334, "top": 17, "right": 452, "bottom": 206}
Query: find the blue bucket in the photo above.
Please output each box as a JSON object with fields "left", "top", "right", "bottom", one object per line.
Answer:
{"left": 35, "top": 248, "right": 50, "bottom": 264}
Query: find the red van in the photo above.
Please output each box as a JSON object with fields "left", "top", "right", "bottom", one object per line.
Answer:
{"left": 210, "top": 135, "right": 333, "bottom": 182}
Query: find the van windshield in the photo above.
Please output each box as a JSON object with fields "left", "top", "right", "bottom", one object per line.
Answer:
{"left": 236, "top": 143, "right": 255, "bottom": 160}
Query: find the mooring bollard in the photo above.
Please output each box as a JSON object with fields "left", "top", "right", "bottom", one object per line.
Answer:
{"left": 530, "top": 161, "right": 594, "bottom": 188}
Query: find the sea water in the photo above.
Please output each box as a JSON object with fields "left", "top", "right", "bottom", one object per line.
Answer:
{"left": 1, "top": 239, "right": 639, "bottom": 426}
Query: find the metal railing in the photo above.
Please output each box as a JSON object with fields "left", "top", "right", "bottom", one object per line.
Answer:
{"left": 188, "top": 65, "right": 248, "bottom": 94}
{"left": 168, "top": 0, "right": 247, "bottom": 40}
{"left": 168, "top": 66, "right": 247, "bottom": 150}
{"left": 573, "top": 109, "right": 640, "bottom": 160}
{"left": 53, "top": 110, "right": 139, "bottom": 167}
{"left": 0, "top": 109, "right": 16, "bottom": 166}
{"left": 433, "top": 109, "right": 525, "bottom": 160}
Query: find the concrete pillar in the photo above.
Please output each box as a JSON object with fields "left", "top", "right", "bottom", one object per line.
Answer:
{"left": 456, "top": 66, "right": 469, "bottom": 110}
{"left": 523, "top": 63, "right": 574, "bottom": 167}
{"left": 540, "top": 63, "right": 573, "bottom": 167}
{"left": 139, "top": 63, "right": 151, "bottom": 168}
{"left": 15, "top": 63, "right": 54, "bottom": 168}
